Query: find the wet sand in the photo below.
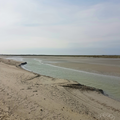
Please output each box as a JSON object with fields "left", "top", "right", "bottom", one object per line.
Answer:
{"left": 2, "top": 55, "right": 120, "bottom": 77}
{"left": 34, "top": 56, "right": 120, "bottom": 77}
{"left": 0, "top": 57, "right": 120, "bottom": 120}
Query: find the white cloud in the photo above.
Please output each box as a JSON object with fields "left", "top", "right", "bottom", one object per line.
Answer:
{"left": 0, "top": 0, "right": 120, "bottom": 54}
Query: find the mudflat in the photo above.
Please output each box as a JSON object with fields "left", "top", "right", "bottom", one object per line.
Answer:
{"left": 33, "top": 56, "right": 120, "bottom": 77}
{"left": 0, "top": 57, "right": 120, "bottom": 120}
{"left": 1, "top": 55, "right": 120, "bottom": 77}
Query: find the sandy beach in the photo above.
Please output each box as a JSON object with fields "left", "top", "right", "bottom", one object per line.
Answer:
{"left": 0, "top": 58, "right": 120, "bottom": 120}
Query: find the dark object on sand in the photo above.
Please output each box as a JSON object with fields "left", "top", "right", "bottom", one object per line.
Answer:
{"left": 62, "top": 84, "right": 104, "bottom": 94}
{"left": 19, "top": 62, "right": 27, "bottom": 66}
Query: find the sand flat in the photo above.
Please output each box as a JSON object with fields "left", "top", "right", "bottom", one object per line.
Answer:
{"left": 0, "top": 58, "right": 120, "bottom": 120}
{"left": 34, "top": 56, "right": 120, "bottom": 77}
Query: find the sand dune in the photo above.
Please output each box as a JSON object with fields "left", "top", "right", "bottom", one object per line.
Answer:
{"left": 0, "top": 58, "right": 120, "bottom": 120}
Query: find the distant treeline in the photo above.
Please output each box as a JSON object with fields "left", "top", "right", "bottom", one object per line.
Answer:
{"left": 0, "top": 54, "right": 120, "bottom": 58}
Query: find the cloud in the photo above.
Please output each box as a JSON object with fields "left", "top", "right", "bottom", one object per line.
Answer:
{"left": 0, "top": 0, "right": 120, "bottom": 54}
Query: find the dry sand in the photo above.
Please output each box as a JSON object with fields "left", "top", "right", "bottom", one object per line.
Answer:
{"left": 0, "top": 58, "right": 120, "bottom": 120}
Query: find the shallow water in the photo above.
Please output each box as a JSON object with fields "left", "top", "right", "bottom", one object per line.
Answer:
{"left": 9, "top": 57, "right": 120, "bottom": 101}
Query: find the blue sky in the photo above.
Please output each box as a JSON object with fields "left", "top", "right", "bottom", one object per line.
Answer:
{"left": 0, "top": 0, "right": 120, "bottom": 55}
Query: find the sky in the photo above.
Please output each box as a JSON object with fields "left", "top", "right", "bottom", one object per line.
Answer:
{"left": 0, "top": 0, "right": 120, "bottom": 55}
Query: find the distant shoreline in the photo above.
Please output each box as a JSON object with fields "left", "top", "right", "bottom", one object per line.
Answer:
{"left": 1, "top": 54, "right": 120, "bottom": 58}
